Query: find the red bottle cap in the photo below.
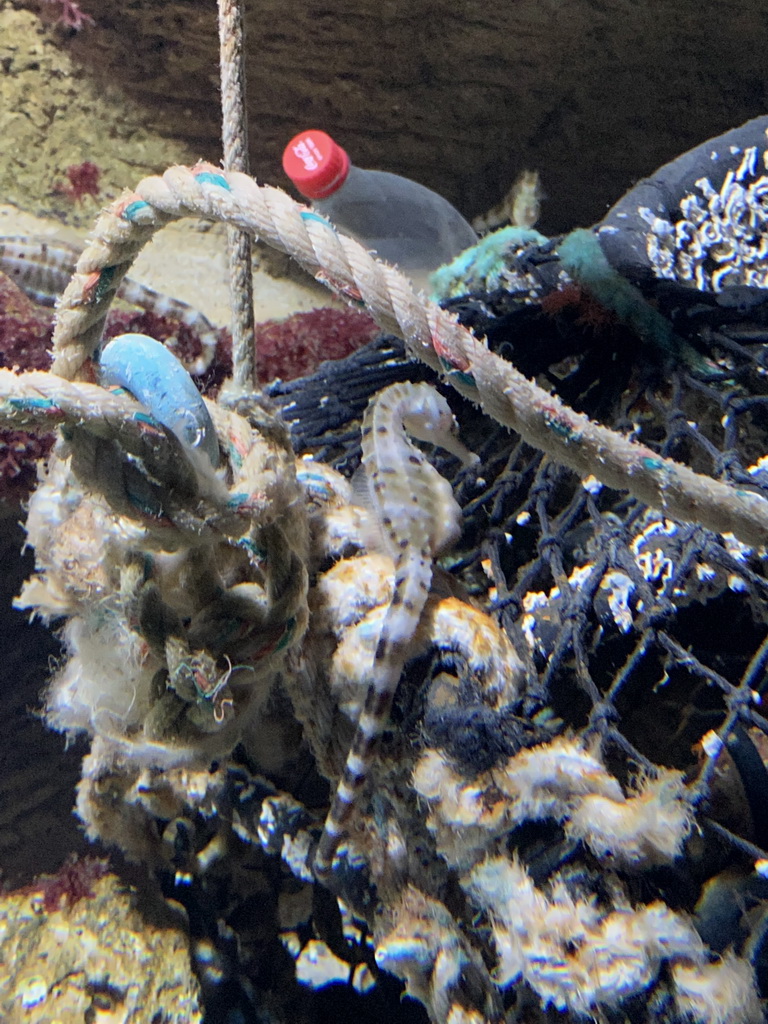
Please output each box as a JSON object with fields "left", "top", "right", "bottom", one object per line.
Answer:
{"left": 282, "top": 130, "right": 351, "bottom": 199}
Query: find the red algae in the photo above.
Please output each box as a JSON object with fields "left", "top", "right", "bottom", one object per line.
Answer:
{"left": 539, "top": 282, "right": 618, "bottom": 334}
{"left": 103, "top": 306, "right": 380, "bottom": 390}
{"left": 38, "top": 855, "right": 108, "bottom": 912}
{"left": 10, "top": 854, "right": 109, "bottom": 913}
{"left": 38, "top": 0, "right": 95, "bottom": 31}
{"left": 252, "top": 306, "right": 379, "bottom": 383}
{"left": 53, "top": 161, "right": 101, "bottom": 202}
{"left": 0, "top": 271, "right": 54, "bottom": 372}
{"left": 0, "top": 429, "right": 54, "bottom": 503}
{"left": 0, "top": 272, "right": 54, "bottom": 502}
{"left": 103, "top": 309, "right": 218, "bottom": 382}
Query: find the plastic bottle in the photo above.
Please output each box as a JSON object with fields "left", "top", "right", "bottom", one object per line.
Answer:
{"left": 282, "top": 129, "right": 478, "bottom": 289}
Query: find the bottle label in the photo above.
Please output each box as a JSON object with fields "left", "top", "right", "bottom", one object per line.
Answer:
{"left": 291, "top": 138, "right": 323, "bottom": 172}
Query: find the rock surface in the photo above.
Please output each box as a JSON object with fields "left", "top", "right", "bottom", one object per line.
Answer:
{"left": 47, "top": 0, "right": 768, "bottom": 232}
{"left": 0, "top": 871, "right": 202, "bottom": 1023}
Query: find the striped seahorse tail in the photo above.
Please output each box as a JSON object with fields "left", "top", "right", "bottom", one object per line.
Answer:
{"left": 314, "top": 548, "right": 432, "bottom": 880}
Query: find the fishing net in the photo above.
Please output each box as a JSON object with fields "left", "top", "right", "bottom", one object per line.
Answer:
{"left": 259, "top": 298, "right": 768, "bottom": 1020}
{"left": 257, "top": 121, "right": 768, "bottom": 1019}
{"left": 8, "top": 116, "right": 768, "bottom": 1023}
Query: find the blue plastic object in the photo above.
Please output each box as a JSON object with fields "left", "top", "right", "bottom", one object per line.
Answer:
{"left": 98, "top": 333, "right": 220, "bottom": 468}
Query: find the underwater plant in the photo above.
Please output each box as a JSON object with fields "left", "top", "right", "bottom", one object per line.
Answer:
{"left": 53, "top": 161, "right": 101, "bottom": 202}
{"left": 34, "top": 855, "right": 108, "bottom": 913}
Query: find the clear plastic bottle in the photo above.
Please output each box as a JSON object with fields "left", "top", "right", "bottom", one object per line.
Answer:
{"left": 282, "top": 129, "right": 478, "bottom": 289}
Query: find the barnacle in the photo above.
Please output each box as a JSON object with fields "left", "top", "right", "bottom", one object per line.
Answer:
{"left": 641, "top": 146, "right": 768, "bottom": 292}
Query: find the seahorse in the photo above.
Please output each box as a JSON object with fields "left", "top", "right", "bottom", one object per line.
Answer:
{"left": 0, "top": 236, "right": 220, "bottom": 375}
{"left": 471, "top": 169, "right": 543, "bottom": 234}
{"left": 314, "top": 381, "right": 477, "bottom": 880}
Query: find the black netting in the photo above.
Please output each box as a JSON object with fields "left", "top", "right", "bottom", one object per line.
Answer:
{"left": 264, "top": 241, "right": 768, "bottom": 997}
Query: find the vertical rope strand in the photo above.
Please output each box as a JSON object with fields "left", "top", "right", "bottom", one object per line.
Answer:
{"left": 218, "top": 0, "right": 256, "bottom": 389}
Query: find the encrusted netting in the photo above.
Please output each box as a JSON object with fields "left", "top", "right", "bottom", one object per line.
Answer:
{"left": 441, "top": 284, "right": 768, "bottom": 820}
{"left": 275, "top": 292, "right": 768, "bottom": 831}
{"left": 10, "top": 116, "right": 768, "bottom": 1023}
{"left": 264, "top": 271, "right": 768, "bottom": 989}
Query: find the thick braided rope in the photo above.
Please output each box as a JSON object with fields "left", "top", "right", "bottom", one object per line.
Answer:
{"left": 0, "top": 367, "right": 160, "bottom": 435}
{"left": 0, "top": 367, "right": 294, "bottom": 548}
{"left": 0, "top": 365, "right": 215, "bottom": 544}
{"left": 51, "top": 162, "right": 768, "bottom": 549}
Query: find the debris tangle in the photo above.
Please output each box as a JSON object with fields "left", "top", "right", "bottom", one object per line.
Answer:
{"left": 6, "top": 116, "right": 768, "bottom": 1024}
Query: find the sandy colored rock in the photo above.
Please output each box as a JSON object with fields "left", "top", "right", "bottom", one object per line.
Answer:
{"left": 0, "top": 5, "right": 190, "bottom": 227}
{"left": 0, "top": 872, "right": 202, "bottom": 1024}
